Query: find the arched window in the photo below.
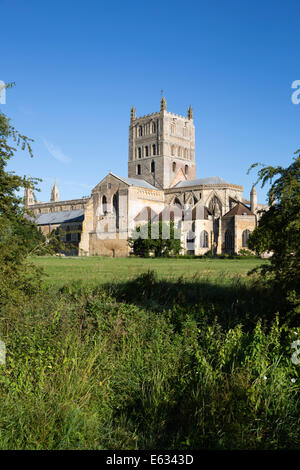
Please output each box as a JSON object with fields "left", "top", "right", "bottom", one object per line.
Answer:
{"left": 137, "top": 164, "right": 141, "bottom": 175}
{"left": 174, "top": 197, "right": 182, "bottom": 209}
{"left": 200, "top": 230, "right": 209, "bottom": 248}
{"left": 171, "top": 145, "right": 175, "bottom": 156}
{"left": 102, "top": 195, "right": 107, "bottom": 214}
{"left": 138, "top": 126, "right": 143, "bottom": 137}
{"left": 152, "top": 122, "right": 156, "bottom": 133}
{"left": 242, "top": 229, "right": 250, "bottom": 247}
{"left": 225, "top": 230, "right": 234, "bottom": 251}
{"left": 152, "top": 144, "right": 156, "bottom": 156}
{"left": 151, "top": 161, "right": 155, "bottom": 173}
{"left": 209, "top": 196, "right": 222, "bottom": 217}
{"left": 172, "top": 162, "right": 176, "bottom": 172}
{"left": 145, "top": 146, "right": 149, "bottom": 157}
{"left": 113, "top": 193, "right": 119, "bottom": 230}
{"left": 185, "top": 165, "right": 189, "bottom": 176}
{"left": 138, "top": 147, "right": 142, "bottom": 159}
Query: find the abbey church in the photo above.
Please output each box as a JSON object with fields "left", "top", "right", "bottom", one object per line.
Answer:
{"left": 25, "top": 98, "right": 266, "bottom": 256}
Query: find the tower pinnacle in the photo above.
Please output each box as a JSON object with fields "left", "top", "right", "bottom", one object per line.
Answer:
{"left": 160, "top": 96, "right": 167, "bottom": 111}
{"left": 187, "top": 105, "right": 193, "bottom": 120}
{"left": 130, "top": 105, "right": 136, "bottom": 121}
{"left": 51, "top": 179, "right": 60, "bottom": 202}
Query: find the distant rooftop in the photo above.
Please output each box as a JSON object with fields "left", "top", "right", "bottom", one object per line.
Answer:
{"left": 223, "top": 202, "right": 254, "bottom": 217}
{"left": 174, "top": 176, "right": 228, "bottom": 188}
{"left": 35, "top": 209, "right": 84, "bottom": 226}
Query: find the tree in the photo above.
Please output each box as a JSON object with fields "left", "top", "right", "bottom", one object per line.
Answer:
{"left": 129, "top": 221, "right": 181, "bottom": 257}
{"left": 0, "top": 88, "right": 42, "bottom": 308}
{"left": 248, "top": 152, "right": 300, "bottom": 317}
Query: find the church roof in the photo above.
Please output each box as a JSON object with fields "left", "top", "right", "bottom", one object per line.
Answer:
{"left": 35, "top": 209, "right": 84, "bottom": 226}
{"left": 111, "top": 174, "right": 158, "bottom": 190}
{"left": 223, "top": 202, "right": 254, "bottom": 217}
{"left": 174, "top": 176, "right": 228, "bottom": 187}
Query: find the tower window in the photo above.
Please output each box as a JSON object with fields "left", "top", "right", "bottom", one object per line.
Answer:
{"left": 185, "top": 165, "right": 189, "bottom": 175}
{"left": 145, "top": 146, "right": 149, "bottom": 157}
{"left": 178, "top": 147, "right": 182, "bottom": 157}
{"left": 138, "top": 126, "right": 143, "bottom": 137}
{"left": 137, "top": 164, "right": 141, "bottom": 175}
{"left": 172, "top": 162, "right": 176, "bottom": 172}
{"left": 171, "top": 145, "right": 175, "bottom": 156}
{"left": 152, "top": 122, "right": 156, "bottom": 133}
{"left": 152, "top": 144, "right": 156, "bottom": 156}
{"left": 151, "top": 161, "right": 155, "bottom": 173}
{"left": 138, "top": 147, "right": 142, "bottom": 159}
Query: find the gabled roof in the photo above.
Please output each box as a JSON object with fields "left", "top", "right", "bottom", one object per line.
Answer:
{"left": 110, "top": 174, "right": 158, "bottom": 190}
{"left": 223, "top": 202, "right": 254, "bottom": 217}
{"left": 35, "top": 209, "right": 84, "bottom": 226}
{"left": 174, "top": 176, "right": 228, "bottom": 188}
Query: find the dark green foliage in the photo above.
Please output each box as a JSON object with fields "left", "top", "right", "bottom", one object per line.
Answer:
{"left": 0, "top": 105, "right": 42, "bottom": 307}
{"left": 129, "top": 221, "right": 181, "bottom": 257}
{"left": 248, "top": 153, "right": 300, "bottom": 319}
{"left": 0, "top": 275, "right": 299, "bottom": 450}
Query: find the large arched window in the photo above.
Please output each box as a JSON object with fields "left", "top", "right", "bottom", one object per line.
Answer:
{"left": 102, "top": 195, "right": 107, "bottom": 214}
{"left": 200, "top": 230, "right": 209, "bottom": 248}
{"left": 138, "top": 147, "right": 142, "bottom": 159}
{"left": 137, "top": 164, "right": 141, "bottom": 175}
{"left": 138, "top": 126, "right": 143, "bottom": 137}
{"left": 151, "top": 160, "right": 155, "bottom": 173}
{"left": 209, "top": 196, "right": 222, "bottom": 217}
{"left": 113, "top": 193, "right": 119, "bottom": 230}
{"left": 225, "top": 230, "right": 234, "bottom": 251}
{"left": 152, "top": 144, "right": 156, "bottom": 156}
{"left": 242, "top": 229, "right": 251, "bottom": 247}
{"left": 145, "top": 146, "right": 149, "bottom": 157}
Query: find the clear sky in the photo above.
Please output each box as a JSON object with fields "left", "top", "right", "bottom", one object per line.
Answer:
{"left": 1, "top": 0, "right": 300, "bottom": 204}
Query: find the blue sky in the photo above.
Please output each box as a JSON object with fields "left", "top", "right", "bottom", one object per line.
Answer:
{"left": 1, "top": 0, "right": 300, "bottom": 204}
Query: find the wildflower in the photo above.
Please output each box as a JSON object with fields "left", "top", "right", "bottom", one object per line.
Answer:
{"left": 291, "top": 378, "right": 296, "bottom": 383}
{"left": 263, "top": 376, "right": 267, "bottom": 380}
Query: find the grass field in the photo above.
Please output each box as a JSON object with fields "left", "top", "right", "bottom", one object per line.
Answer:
{"left": 32, "top": 255, "right": 266, "bottom": 287}
{"left": 2, "top": 255, "right": 298, "bottom": 450}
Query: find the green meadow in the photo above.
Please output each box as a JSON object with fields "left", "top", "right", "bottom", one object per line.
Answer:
{"left": 32, "top": 255, "right": 266, "bottom": 287}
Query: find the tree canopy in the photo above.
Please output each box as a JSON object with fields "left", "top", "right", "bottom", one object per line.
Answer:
{"left": 248, "top": 152, "right": 300, "bottom": 318}
{"left": 129, "top": 221, "right": 181, "bottom": 257}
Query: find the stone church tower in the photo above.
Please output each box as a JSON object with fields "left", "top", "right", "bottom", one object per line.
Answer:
{"left": 128, "top": 97, "right": 196, "bottom": 189}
